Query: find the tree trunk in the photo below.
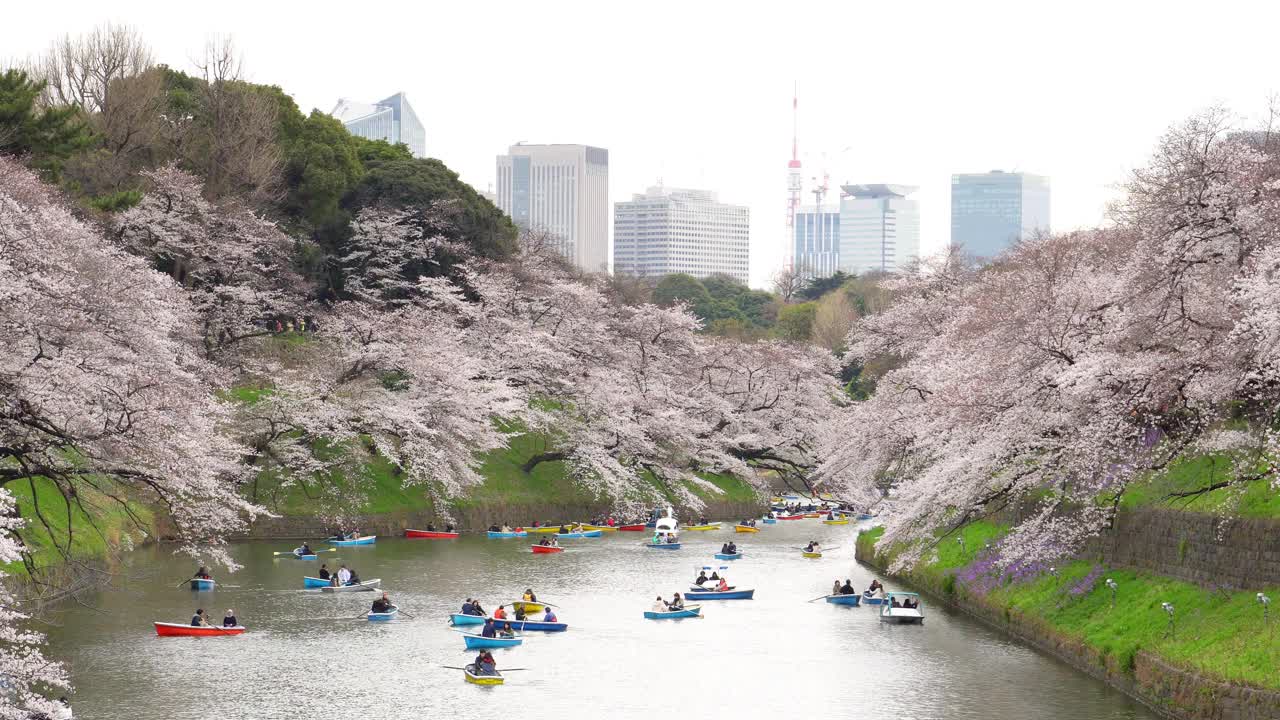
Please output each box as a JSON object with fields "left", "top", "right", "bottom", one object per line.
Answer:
{"left": 521, "top": 451, "right": 568, "bottom": 473}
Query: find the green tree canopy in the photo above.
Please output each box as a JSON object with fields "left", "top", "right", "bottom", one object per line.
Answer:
{"left": 281, "top": 110, "right": 363, "bottom": 229}
{"left": 796, "top": 270, "right": 853, "bottom": 301}
{"left": 0, "top": 69, "right": 91, "bottom": 177}
{"left": 652, "top": 273, "right": 712, "bottom": 310}
{"left": 775, "top": 301, "right": 817, "bottom": 341}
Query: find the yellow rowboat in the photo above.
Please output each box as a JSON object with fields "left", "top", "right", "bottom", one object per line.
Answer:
{"left": 684, "top": 523, "right": 722, "bottom": 531}
{"left": 821, "top": 519, "right": 850, "bottom": 525}
{"left": 511, "top": 600, "right": 546, "bottom": 613}
{"left": 734, "top": 525, "right": 759, "bottom": 533}
{"left": 802, "top": 512, "right": 822, "bottom": 519}
{"left": 527, "top": 527, "right": 563, "bottom": 534}
{"left": 464, "top": 665, "right": 504, "bottom": 685}
{"left": 580, "top": 524, "right": 618, "bottom": 532}
{"left": 802, "top": 551, "right": 823, "bottom": 558}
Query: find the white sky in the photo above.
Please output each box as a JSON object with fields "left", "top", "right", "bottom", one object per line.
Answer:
{"left": 5, "top": 0, "right": 1279, "bottom": 288}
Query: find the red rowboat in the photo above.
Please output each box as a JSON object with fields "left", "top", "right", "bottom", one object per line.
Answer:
{"left": 777, "top": 515, "right": 805, "bottom": 520}
{"left": 531, "top": 544, "right": 564, "bottom": 554}
{"left": 154, "top": 622, "right": 245, "bottom": 637}
{"left": 617, "top": 524, "right": 646, "bottom": 531}
{"left": 404, "top": 529, "right": 460, "bottom": 539}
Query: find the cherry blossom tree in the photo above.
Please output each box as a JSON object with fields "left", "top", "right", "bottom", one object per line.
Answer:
{"left": 818, "top": 111, "right": 1280, "bottom": 570}
{"left": 1, "top": 156, "right": 264, "bottom": 715}
{"left": 115, "top": 163, "right": 307, "bottom": 358}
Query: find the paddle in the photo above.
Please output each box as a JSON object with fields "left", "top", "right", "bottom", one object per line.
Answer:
{"left": 441, "top": 665, "right": 530, "bottom": 672}
{"left": 175, "top": 578, "right": 194, "bottom": 588}
{"left": 807, "top": 594, "right": 833, "bottom": 602}
{"left": 397, "top": 608, "right": 416, "bottom": 618}
{"left": 351, "top": 611, "right": 369, "bottom": 619}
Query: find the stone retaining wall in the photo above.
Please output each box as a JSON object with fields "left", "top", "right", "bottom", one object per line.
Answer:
{"left": 236, "top": 498, "right": 766, "bottom": 539}
{"left": 1092, "top": 508, "right": 1280, "bottom": 589}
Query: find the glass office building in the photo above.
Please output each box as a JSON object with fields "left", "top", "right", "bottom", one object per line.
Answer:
{"left": 793, "top": 206, "right": 841, "bottom": 279}
{"left": 330, "top": 92, "right": 426, "bottom": 159}
{"left": 838, "top": 184, "right": 920, "bottom": 274}
{"left": 950, "top": 171, "right": 1050, "bottom": 261}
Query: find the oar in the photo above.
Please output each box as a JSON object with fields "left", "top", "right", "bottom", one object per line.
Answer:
{"left": 807, "top": 594, "right": 833, "bottom": 603}
{"left": 350, "top": 611, "right": 369, "bottom": 619}
{"left": 175, "top": 578, "right": 194, "bottom": 588}
{"left": 397, "top": 608, "right": 416, "bottom": 618}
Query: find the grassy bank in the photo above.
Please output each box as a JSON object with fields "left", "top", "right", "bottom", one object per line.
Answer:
{"left": 858, "top": 523, "right": 1280, "bottom": 691}
{"left": 3, "top": 477, "right": 153, "bottom": 578}
{"left": 1118, "top": 453, "right": 1280, "bottom": 519}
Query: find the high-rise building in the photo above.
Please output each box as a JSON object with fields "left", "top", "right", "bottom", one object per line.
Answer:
{"left": 330, "top": 92, "right": 426, "bottom": 158}
{"left": 950, "top": 171, "right": 1050, "bottom": 260}
{"left": 838, "top": 184, "right": 920, "bottom": 274}
{"left": 793, "top": 205, "right": 840, "bottom": 279}
{"left": 614, "top": 186, "right": 750, "bottom": 285}
{"left": 495, "top": 144, "right": 610, "bottom": 273}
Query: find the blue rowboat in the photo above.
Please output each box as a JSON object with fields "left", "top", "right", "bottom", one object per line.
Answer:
{"left": 368, "top": 606, "right": 398, "bottom": 621}
{"left": 487, "top": 530, "right": 528, "bottom": 539}
{"left": 857, "top": 513, "right": 874, "bottom": 521}
{"left": 862, "top": 593, "right": 887, "bottom": 605}
{"left": 329, "top": 535, "right": 376, "bottom": 546}
{"left": 286, "top": 554, "right": 318, "bottom": 560}
{"left": 450, "top": 613, "right": 486, "bottom": 626}
{"left": 762, "top": 517, "right": 777, "bottom": 524}
{"left": 190, "top": 578, "right": 215, "bottom": 591}
{"left": 644, "top": 605, "right": 702, "bottom": 620}
{"left": 463, "top": 634, "right": 522, "bottom": 649}
{"left": 645, "top": 542, "right": 681, "bottom": 550}
{"left": 826, "top": 594, "right": 862, "bottom": 606}
{"left": 713, "top": 552, "right": 742, "bottom": 560}
{"left": 686, "top": 588, "right": 755, "bottom": 600}
{"left": 302, "top": 576, "right": 329, "bottom": 588}
{"left": 490, "top": 618, "right": 566, "bottom": 632}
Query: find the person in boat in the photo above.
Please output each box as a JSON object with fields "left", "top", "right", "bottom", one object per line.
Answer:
{"left": 559, "top": 524, "right": 570, "bottom": 534}
{"left": 222, "top": 608, "right": 238, "bottom": 627}
{"left": 193, "top": 566, "right": 212, "bottom": 580}
{"left": 471, "top": 600, "right": 486, "bottom": 617}
{"left": 494, "top": 605, "right": 507, "bottom": 620}
{"left": 890, "top": 597, "right": 902, "bottom": 608}
{"left": 445, "top": 524, "right": 455, "bottom": 532}
{"left": 499, "top": 622, "right": 516, "bottom": 639}
{"left": 549, "top": 536, "right": 559, "bottom": 547}
{"left": 668, "top": 593, "right": 684, "bottom": 610}
{"left": 652, "top": 595, "right": 668, "bottom": 612}
{"left": 337, "top": 565, "right": 352, "bottom": 586}
{"left": 501, "top": 524, "right": 513, "bottom": 533}
{"left": 904, "top": 597, "right": 918, "bottom": 609}
{"left": 191, "top": 608, "right": 209, "bottom": 627}
{"left": 347, "top": 568, "right": 361, "bottom": 586}
{"left": 476, "top": 650, "right": 497, "bottom": 675}
{"left": 542, "top": 607, "right": 557, "bottom": 622}
{"left": 293, "top": 543, "right": 311, "bottom": 557}
{"left": 709, "top": 571, "right": 720, "bottom": 581}
{"left": 833, "top": 579, "right": 842, "bottom": 595}
{"left": 698, "top": 516, "right": 708, "bottom": 525}
{"left": 371, "top": 592, "right": 393, "bottom": 614}
{"left": 426, "top": 523, "right": 436, "bottom": 532}
{"left": 514, "top": 604, "right": 527, "bottom": 621}
{"left": 488, "top": 524, "right": 500, "bottom": 532}
{"left": 318, "top": 564, "right": 331, "bottom": 580}
{"left": 462, "top": 598, "right": 475, "bottom": 615}
{"left": 523, "top": 589, "right": 538, "bottom": 602}
{"left": 715, "top": 577, "right": 729, "bottom": 592}
{"left": 867, "top": 579, "right": 883, "bottom": 594}
{"left": 481, "top": 618, "right": 497, "bottom": 638}
{"left": 840, "top": 579, "right": 855, "bottom": 595}
{"left": 720, "top": 542, "right": 730, "bottom": 554}
{"left": 804, "top": 541, "right": 820, "bottom": 553}
{"left": 695, "top": 570, "right": 709, "bottom": 586}
{"left": 347, "top": 528, "right": 359, "bottom": 541}
{"left": 727, "top": 541, "right": 737, "bottom": 553}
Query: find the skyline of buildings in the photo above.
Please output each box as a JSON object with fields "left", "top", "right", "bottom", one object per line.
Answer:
{"left": 614, "top": 186, "right": 751, "bottom": 285}
{"left": 330, "top": 92, "right": 427, "bottom": 159}
{"left": 495, "top": 143, "right": 610, "bottom": 274}
{"left": 951, "top": 171, "right": 1051, "bottom": 260}
{"left": 838, "top": 184, "right": 921, "bottom": 275}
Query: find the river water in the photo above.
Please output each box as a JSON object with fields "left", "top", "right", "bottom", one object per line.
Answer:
{"left": 44, "top": 521, "right": 1157, "bottom": 719}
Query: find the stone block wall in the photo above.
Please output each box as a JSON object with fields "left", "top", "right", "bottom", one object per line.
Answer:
{"left": 1094, "top": 508, "right": 1280, "bottom": 589}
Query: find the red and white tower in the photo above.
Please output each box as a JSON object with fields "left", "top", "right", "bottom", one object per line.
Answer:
{"left": 785, "top": 86, "right": 802, "bottom": 267}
